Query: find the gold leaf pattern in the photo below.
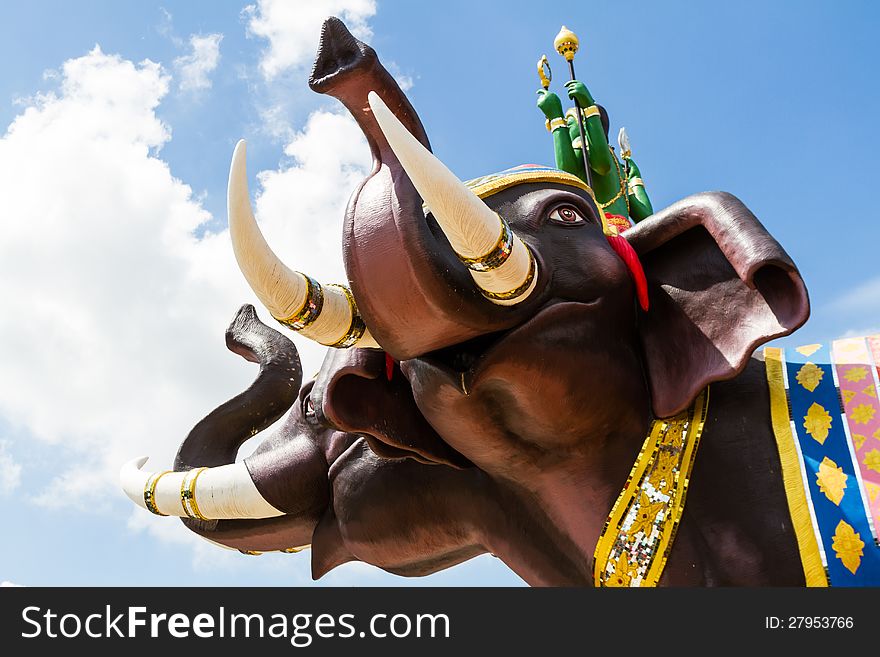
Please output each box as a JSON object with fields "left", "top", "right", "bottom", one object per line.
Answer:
{"left": 661, "top": 423, "right": 683, "bottom": 448}
{"left": 796, "top": 344, "right": 822, "bottom": 356}
{"left": 845, "top": 366, "right": 868, "bottom": 383}
{"left": 651, "top": 450, "right": 678, "bottom": 492}
{"left": 863, "top": 449, "right": 880, "bottom": 474}
{"left": 867, "top": 482, "right": 880, "bottom": 503}
{"left": 874, "top": 427, "right": 880, "bottom": 442}
{"left": 803, "top": 402, "right": 833, "bottom": 444}
{"left": 851, "top": 403, "right": 876, "bottom": 425}
{"left": 863, "top": 384, "right": 877, "bottom": 398}
{"left": 831, "top": 520, "right": 864, "bottom": 575}
{"left": 605, "top": 553, "right": 634, "bottom": 587}
{"left": 842, "top": 390, "right": 857, "bottom": 405}
{"left": 796, "top": 362, "right": 824, "bottom": 392}
{"left": 627, "top": 491, "right": 666, "bottom": 538}
{"left": 816, "top": 457, "right": 848, "bottom": 505}
{"left": 853, "top": 434, "right": 867, "bottom": 450}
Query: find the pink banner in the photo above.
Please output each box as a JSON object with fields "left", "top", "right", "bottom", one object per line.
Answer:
{"left": 833, "top": 336, "right": 880, "bottom": 541}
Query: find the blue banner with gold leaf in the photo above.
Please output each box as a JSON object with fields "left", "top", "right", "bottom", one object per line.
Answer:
{"left": 770, "top": 342, "right": 880, "bottom": 585}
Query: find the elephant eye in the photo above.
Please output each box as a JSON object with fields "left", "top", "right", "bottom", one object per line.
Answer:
{"left": 549, "top": 205, "right": 586, "bottom": 226}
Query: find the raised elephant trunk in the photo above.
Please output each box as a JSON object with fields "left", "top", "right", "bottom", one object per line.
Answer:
{"left": 119, "top": 305, "right": 299, "bottom": 521}
{"left": 174, "top": 304, "right": 301, "bottom": 470}
{"left": 309, "top": 17, "right": 541, "bottom": 360}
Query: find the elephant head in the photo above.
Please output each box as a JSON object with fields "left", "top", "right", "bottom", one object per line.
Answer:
{"left": 301, "top": 18, "right": 808, "bottom": 457}
{"left": 304, "top": 18, "right": 810, "bottom": 579}
{"left": 122, "top": 18, "right": 811, "bottom": 586}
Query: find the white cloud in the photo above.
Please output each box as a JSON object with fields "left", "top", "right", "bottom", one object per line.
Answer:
{"left": 242, "top": 0, "right": 411, "bottom": 149}
{"left": 395, "top": 73, "right": 414, "bottom": 92}
{"left": 156, "top": 8, "right": 180, "bottom": 46}
{"left": 386, "top": 62, "right": 414, "bottom": 92}
{"left": 831, "top": 276, "right": 880, "bottom": 314}
{"left": 0, "top": 442, "right": 21, "bottom": 494}
{"left": 0, "top": 45, "right": 371, "bottom": 523}
{"left": 841, "top": 326, "right": 880, "bottom": 338}
{"left": 32, "top": 461, "right": 108, "bottom": 511}
{"left": 826, "top": 275, "right": 880, "bottom": 338}
{"left": 1, "top": 581, "right": 24, "bottom": 587}
{"left": 257, "top": 104, "right": 296, "bottom": 143}
{"left": 0, "top": 45, "right": 246, "bottom": 508}
{"left": 244, "top": 0, "right": 376, "bottom": 79}
{"left": 174, "top": 33, "right": 223, "bottom": 92}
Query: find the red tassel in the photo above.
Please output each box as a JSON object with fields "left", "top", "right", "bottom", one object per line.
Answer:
{"left": 605, "top": 233, "right": 649, "bottom": 312}
{"left": 385, "top": 352, "right": 395, "bottom": 381}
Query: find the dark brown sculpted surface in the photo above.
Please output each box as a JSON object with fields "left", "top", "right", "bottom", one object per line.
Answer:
{"left": 167, "top": 18, "right": 811, "bottom": 585}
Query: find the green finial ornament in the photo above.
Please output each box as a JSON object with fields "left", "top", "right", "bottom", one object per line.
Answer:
{"left": 536, "top": 26, "right": 655, "bottom": 226}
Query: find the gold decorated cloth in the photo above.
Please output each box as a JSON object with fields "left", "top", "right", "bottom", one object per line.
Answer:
{"left": 765, "top": 338, "right": 880, "bottom": 586}
{"left": 593, "top": 389, "right": 709, "bottom": 586}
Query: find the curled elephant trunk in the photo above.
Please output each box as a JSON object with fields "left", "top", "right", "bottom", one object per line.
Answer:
{"left": 120, "top": 457, "right": 283, "bottom": 520}
{"left": 368, "top": 92, "right": 537, "bottom": 305}
{"left": 228, "top": 140, "right": 379, "bottom": 349}
{"left": 120, "top": 304, "right": 300, "bottom": 522}
{"left": 309, "top": 17, "right": 542, "bottom": 360}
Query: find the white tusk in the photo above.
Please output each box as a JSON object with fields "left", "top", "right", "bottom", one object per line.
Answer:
{"left": 368, "top": 92, "right": 537, "bottom": 305}
{"left": 228, "top": 140, "right": 379, "bottom": 346}
{"left": 120, "top": 457, "right": 284, "bottom": 520}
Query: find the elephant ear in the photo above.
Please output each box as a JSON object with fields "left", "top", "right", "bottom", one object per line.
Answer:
{"left": 311, "top": 348, "right": 471, "bottom": 468}
{"left": 625, "top": 191, "right": 809, "bottom": 418}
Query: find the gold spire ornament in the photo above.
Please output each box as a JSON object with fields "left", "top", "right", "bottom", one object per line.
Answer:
{"left": 553, "top": 24, "right": 592, "bottom": 187}
{"left": 554, "top": 25, "right": 579, "bottom": 62}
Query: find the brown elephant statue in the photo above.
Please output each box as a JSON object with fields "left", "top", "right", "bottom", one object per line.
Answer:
{"left": 123, "top": 19, "right": 879, "bottom": 586}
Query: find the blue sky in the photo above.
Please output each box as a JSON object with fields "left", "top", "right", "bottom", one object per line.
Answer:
{"left": 0, "top": 1, "right": 878, "bottom": 587}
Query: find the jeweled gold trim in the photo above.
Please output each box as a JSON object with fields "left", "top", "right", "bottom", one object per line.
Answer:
{"left": 276, "top": 274, "right": 324, "bottom": 332}
{"left": 281, "top": 545, "right": 311, "bottom": 553}
{"left": 549, "top": 117, "right": 568, "bottom": 132}
{"left": 628, "top": 177, "right": 644, "bottom": 190}
{"left": 325, "top": 284, "right": 367, "bottom": 348}
{"left": 644, "top": 388, "right": 709, "bottom": 585}
{"left": 467, "top": 170, "right": 595, "bottom": 202}
{"left": 478, "top": 248, "right": 537, "bottom": 301}
{"left": 593, "top": 388, "right": 710, "bottom": 587}
{"left": 457, "top": 214, "right": 514, "bottom": 273}
{"left": 144, "top": 470, "right": 171, "bottom": 516}
{"left": 180, "top": 467, "right": 209, "bottom": 521}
